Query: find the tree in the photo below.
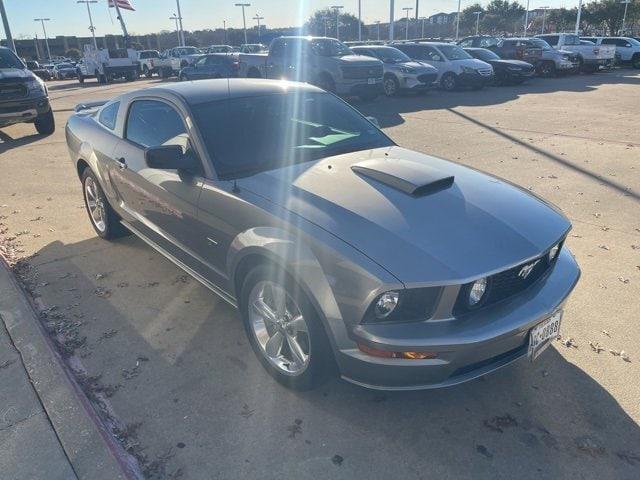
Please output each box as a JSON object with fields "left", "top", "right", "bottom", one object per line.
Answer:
{"left": 65, "top": 48, "right": 81, "bottom": 60}
{"left": 304, "top": 8, "right": 366, "bottom": 40}
{"left": 459, "top": 4, "right": 485, "bottom": 35}
{"left": 583, "top": 0, "right": 640, "bottom": 35}
{"left": 546, "top": 8, "right": 578, "bottom": 33}
{"left": 482, "top": 0, "right": 526, "bottom": 34}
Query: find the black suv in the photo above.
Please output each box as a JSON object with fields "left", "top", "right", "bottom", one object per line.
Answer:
{"left": 0, "top": 47, "right": 54, "bottom": 134}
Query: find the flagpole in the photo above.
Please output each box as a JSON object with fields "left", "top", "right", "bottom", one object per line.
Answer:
{"left": 111, "top": 0, "right": 130, "bottom": 46}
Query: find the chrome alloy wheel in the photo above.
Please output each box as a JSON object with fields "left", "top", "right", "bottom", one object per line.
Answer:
{"left": 84, "top": 176, "right": 106, "bottom": 233}
{"left": 248, "top": 280, "right": 310, "bottom": 375}
{"left": 383, "top": 77, "right": 398, "bottom": 96}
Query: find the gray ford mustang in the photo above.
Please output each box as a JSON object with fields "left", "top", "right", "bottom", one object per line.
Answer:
{"left": 65, "top": 79, "right": 580, "bottom": 390}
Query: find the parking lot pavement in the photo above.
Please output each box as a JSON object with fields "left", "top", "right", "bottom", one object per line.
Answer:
{"left": 1, "top": 72, "right": 639, "bottom": 479}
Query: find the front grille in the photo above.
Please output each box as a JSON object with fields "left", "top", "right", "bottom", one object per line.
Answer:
{"left": 453, "top": 243, "right": 562, "bottom": 315}
{"left": 417, "top": 73, "right": 437, "bottom": 83}
{"left": 0, "top": 83, "right": 27, "bottom": 100}
{"left": 478, "top": 68, "right": 493, "bottom": 76}
{"left": 341, "top": 64, "right": 383, "bottom": 79}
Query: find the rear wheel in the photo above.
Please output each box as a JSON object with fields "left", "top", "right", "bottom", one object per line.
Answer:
{"left": 143, "top": 65, "right": 152, "bottom": 78}
{"left": 383, "top": 74, "right": 400, "bottom": 96}
{"left": 78, "top": 74, "right": 85, "bottom": 84}
{"left": 440, "top": 72, "right": 457, "bottom": 91}
{"left": 34, "top": 108, "right": 55, "bottom": 135}
{"left": 632, "top": 54, "right": 640, "bottom": 69}
{"left": 81, "top": 169, "right": 129, "bottom": 240}
{"left": 239, "top": 264, "right": 334, "bottom": 390}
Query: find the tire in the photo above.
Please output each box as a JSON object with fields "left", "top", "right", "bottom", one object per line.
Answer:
{"left": 179, "top": 73, "right": 188, "bottom": 82}
{"left": 80, "top": 169, "right": 129, "bottom": 240}
{"left": 143, "top": 65, "right": 152, "bottom": 78}
{"left": 314, "top": 73, "right": 336, "bottom": 93}
{"left": 247, "top": 67, "right": 261, "bottom": 78}
{"left": 34, "top": 108, "right": 55, "bottom": 135}
{"left": 125, "top": 71, "right": 135, "bottom": 82}
{"left": 632, "top": 54, "right": 640, "bottom": 69}
{"left": 239, "top": 264, "right": 334, "bottom": 390}
{"left": 78, "top": 74, "right": 84, "bottom": 84}
{"left": 440, "top": 72, "right": 457, "bottom": 91}
{"left": 383, "top": 74, "right": 400, "bottom": 96}
{"left": 539, "top": 61, "right": 556, "bottom": 77}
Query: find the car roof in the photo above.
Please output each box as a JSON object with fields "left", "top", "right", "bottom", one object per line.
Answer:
{"left": 134, "top": 78, "right": 323, "bottom": 105}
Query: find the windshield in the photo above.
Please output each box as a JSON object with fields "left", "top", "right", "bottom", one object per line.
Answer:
{"left": 57, "top": 63, "right": 74, "bottom": 69}
{"left": 473, "top": 49, "right": 500, "bottom": 61}
{"left": 177, "top": 47, "right": 199, "bottom": 55}
{"left": 372, "top": 47, "right": 411, "bottom": 63}
{"left": 529, "top": 39, "right": 552, "bottom": 50}
{"left": 0, "top": 48, "right": 25, "bottom": 69}
{"left": 310, "top": 39, "right": 353, "bottom": 57}
{"left": 193, "top": 92, "right": 393, "bottom": 179}
{"left": 628, "top": 38, "right": 640, "bottom": 46}
{"left": 437, "top": 45, "right": 472, "bottom": 60}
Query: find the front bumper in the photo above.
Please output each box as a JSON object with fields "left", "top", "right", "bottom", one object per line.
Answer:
{"left": 402, "top": 72, "right": 438, "bottom": 91}
{"left": 458, "top": 71, "right": 494, "bottom": 87}
{"left": 336, "top": 78, "right": 384, "bottom": 97}
{"left": 0, "top": 96, "right": 50, "bottom": 127}
{"left": 336, "top": 248, "right": 580, "bottom": 390}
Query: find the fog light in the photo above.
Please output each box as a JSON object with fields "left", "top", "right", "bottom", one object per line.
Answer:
{"left": 357, "top": 344, "right": 438, "bottom": 360}
{"left": 548, "top": 243, "right": 560, "bottom": 262}
{"left": 374, "top": 291, "right": 399, "bottom": 319}
{"left": 469, "top": 278, "right": 487, "bottom": 307}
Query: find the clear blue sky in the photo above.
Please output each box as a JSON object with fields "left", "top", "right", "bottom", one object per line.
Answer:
{"left": 5, "top": 0, "right": 574, "bottom": 39}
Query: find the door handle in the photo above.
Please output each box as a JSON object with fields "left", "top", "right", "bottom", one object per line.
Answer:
{"left": 115, "top": 157, "right": 127, "bottom": 170}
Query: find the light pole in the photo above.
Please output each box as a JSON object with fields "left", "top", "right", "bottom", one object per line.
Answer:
{"left": 235, "top": 3, "right": 251, "bottom": 45}
{"left": 403, "top": 7, "right": 413, "bottom": 40}
{"left": 358, "top": 0, "right": 362, "bottom": 41}
{"left": 375, "top": 20, "right": 381, "bottom": 40}
{"left": 77, "top": 1, "right": 98, "bottom": 49}
{"left": 621, "top": 0, "right": 631, "bottom": 35}
{"left": 331, "top": 5, "right": 343, "bottom": 40}
{"left": 324, "top": 17, "right": 329, "bottom": 37}
{"left": 253, "top": 14, "right": 264, "bottom": 42}
{"left": 455, "top": 0, "right": 462, "bottom": 41}
{"left": 175, "top": 0, "right": 185, "bottom": 46}
{"left": 541, "top": 6, "right": 549, "bottom": 34}
{"left": 415, "top": 0, "right": 420, "bottom": 19}
{"left": 389, "top": 0, "right": 395, "bottom": 41}
{"left": 34, "top": 18, "right": 51, "bottom": 62}
{"left": 575, "top": 0, "right": 583, "bottom": 35}
{"left": 223, "top": 20, "right": 227, "bottom": 44}
{"left": 170, "top": 14, "right": 180, "bottom": 45}
{"left": 473, "top": 11, "right": 482, "bottom": 35}
{"left": 0, "top": 0, "right": 16, "bottom": 53}
{"left": 419, "top": 16, "right": 426, "bottom": 38}
{"left": 524, "top": 0, "right": 530, "bottom": 36}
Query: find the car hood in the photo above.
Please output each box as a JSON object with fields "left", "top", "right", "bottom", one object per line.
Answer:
{"left": 241, "top": 146, "right": 571, "bottom": 285}
{"left": 388, "top": 61, "right": 438, "bottom": 73}
{"left": 338, "top": 55, "right": 382, "bottom": 66}
{"left": 490, "top": 59, "right": 533, "bottom": 68}
{"left": 453, "top": 58, "right": 492, "bottom": 69}
{"left": 0, "top": 68, "right": 34, "bottom": 81}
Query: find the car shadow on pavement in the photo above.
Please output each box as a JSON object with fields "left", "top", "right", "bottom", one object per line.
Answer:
{"left": 20, "top": 235, "right": 640, "bottom": 479}
{"left": 0, "top": 130, "right": 47, "bottom": 154}
{"left": 356, "top": 69, "right": 640, "bottom": 128}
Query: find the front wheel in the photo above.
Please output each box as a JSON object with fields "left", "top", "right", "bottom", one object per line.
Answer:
{"left": 539, "top": 61, "right": 556, "bottom": 77}
{"left": 143, "top": 65, "right": 152, "bottom": 78}
{"left": 383, "top": 75, "right": 400, "bottom": 96}
{"left": 440, "top": 72, "right": 457, "bottom": 91}
{"left": 632, "top": 54, "right": 640, "bottom": 69}
{"left": 34, "top": 108, "right": 55, "bottom": 135}
{"left": 81, "top": 169, "right": 129, "bottom": 240}
{"left": 240, "top": 264, "right": 334, "bottom": 390}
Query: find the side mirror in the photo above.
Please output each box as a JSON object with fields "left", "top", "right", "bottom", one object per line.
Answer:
{"left": 366, "top": 116, "right": 380, "bottom": 128}
{"left": 144, "top": 145, "right": 199, "bottom": 172}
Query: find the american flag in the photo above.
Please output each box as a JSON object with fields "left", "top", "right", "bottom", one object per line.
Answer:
{"left": 108, "top": 0, "right": 135, "bottom": 11}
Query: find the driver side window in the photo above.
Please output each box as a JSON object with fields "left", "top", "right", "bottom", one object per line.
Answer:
{"left": 126, "top": 100, "right": 189, "bottom": 151}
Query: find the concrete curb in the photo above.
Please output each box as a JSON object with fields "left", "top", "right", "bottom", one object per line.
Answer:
{"left": 0, "top": 260, "right": 138, "bottom": 480}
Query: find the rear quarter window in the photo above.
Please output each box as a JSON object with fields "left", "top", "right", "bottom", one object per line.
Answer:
{"left": 98, "top": 102, "right": 120, "bottom": 130}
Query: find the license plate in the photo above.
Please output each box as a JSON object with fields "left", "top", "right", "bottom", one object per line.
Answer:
{"left": 367, "top": 78, "right": 376, "bottom": 84}
{"left": 528, "top": 310, "right": 562, "bottom": 361}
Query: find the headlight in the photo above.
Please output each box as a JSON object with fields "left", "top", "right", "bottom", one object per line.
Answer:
{"left": 548, "top": 243, "right": 561, "bottom": 262}
{"left": 27, "top": 78, "right": 46, "bottom": 95}
{"left": 507, "top": 66, "right": 522, "bottom": 71}
{"left": 468, "top": 278, "right": 487, "bottom": 307}
{"left": 374, "top": 291, "right": 399, "bottom": 319}
{"left": 399, "top": 66, "right": 415, "bottom": 74}
{"left": 461, "top": 66, "right": 476, "bottom": 74}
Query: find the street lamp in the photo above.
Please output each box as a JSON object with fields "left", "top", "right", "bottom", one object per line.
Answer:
{"left": 375, "top": 20, "right": 381, "bottom": 40}
{"left": 575, "top": 0, "right": 583, "bottom": 35}
{"left": 235, "top": 3, "right": 251, "bottom": 45}
{"left": 389, "top": 0, "right": 395, "bottom": 41}
{"left": 358, "top": 0, "right": 362, "bottom": 41}
{"left": 621, "top": 0, "right": 631, "bottom": 35}
{"left": 170, "top": 14, "right": 180, "bottom": 45}
{"left": 541, "top": 6, "right": 550, "bottom": 34}
{"left": 34, "top": 18, "right": 51, "bottom": 62}
{"left": 253, "top": 14, "right": 264, "bottom": 41}
{"left": 455, "top": 0, "right": 462, "bottom": 41}
{"left": 419, "top": 16, "right": 427, "bottom": 38}
{"left": 175, "top": 0, "right": 185, "bottom": 46}
{"left": 473, "top": 11, "right": 482, "bottom": 35}
{"left": 77, "top": 1, "right": 98, "bottom": 50}
{"left": 403, "top": 7, "right": 413, "bottom": 40}
{"left": 331, "top": 5, "right": 343, "bottom": 40}
{"left": 524, "top": 0, "right": 530, "bottom": 36}
{"left": 0, "top": 0, "right": 16, "bottom": 53}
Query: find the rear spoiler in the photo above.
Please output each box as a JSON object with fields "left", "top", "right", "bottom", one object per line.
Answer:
{"left": 74, "top": 100, "right": 109, "bottom": 113}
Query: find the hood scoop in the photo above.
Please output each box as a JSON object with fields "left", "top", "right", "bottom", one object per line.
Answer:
{"left": 351, "top": 158, "right": 454, "bottom": 197}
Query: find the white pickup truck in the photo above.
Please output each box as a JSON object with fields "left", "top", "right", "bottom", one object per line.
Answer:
{"left": 151, "top": 46, "right": 202, "bottom": 78}
{"left": 580, "top": 37, "right": 640, "bottom": 69}
{"left": 535, "top": 33, "right": 615, "bottom": 72}
{"left": 79, "top": 45, "right": 139, "bottom": 84}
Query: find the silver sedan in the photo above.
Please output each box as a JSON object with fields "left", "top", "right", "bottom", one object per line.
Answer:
{"left": 65, "top": 79, "right": 580, "bottom": 390}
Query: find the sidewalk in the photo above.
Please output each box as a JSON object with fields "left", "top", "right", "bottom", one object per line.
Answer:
{"left": 0, "top": 260, "right": 133, "bottom": 480}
